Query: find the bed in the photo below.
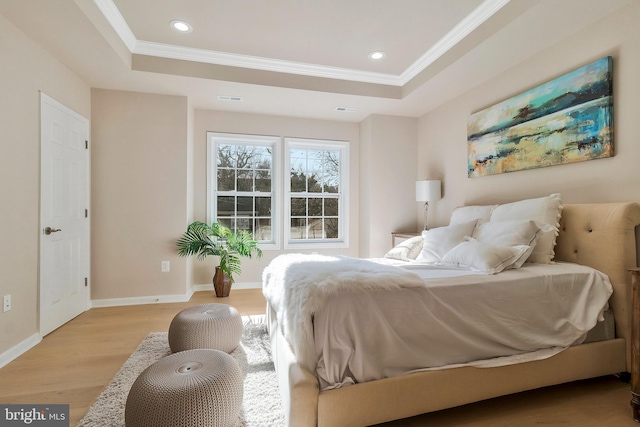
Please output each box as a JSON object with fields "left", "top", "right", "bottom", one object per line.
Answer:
{"left": 263, "top": 200, "right": 640, "bottom": 427}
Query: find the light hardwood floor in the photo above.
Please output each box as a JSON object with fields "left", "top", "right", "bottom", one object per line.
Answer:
{"left": 0, "top": 288, "right": 636, "bottom": 426}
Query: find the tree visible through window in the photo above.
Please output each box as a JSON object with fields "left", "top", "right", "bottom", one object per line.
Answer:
{"left": 208, "top": 134, "right": 348, "bottom": 249}
{"left": 286, "top": 139, "right": 348, "bottom": 245}
{"left": 209, "top": 134, "right": 278, "bottom": 244}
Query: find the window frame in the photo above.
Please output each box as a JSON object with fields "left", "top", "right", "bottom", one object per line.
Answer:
{"left": 284, "top": 137, "right": 349, "bottom": 249}
{"left": 207, "top": 132, "right": 281, "bottom": 250}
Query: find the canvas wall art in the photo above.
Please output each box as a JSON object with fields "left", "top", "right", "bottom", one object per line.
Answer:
{"left": 467, "top": 56, "right": 613, "bottom": 178}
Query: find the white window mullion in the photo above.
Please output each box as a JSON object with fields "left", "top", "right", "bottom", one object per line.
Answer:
{"left": 284, "top": 138, "right": 349, "bottom": 249}
{"left": 207, "top": 132, "right": 280, "bottom": 250}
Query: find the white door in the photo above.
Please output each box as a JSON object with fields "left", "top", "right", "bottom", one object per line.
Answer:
{"left": 40, "top": 93, "right": 90, "bottom": 336}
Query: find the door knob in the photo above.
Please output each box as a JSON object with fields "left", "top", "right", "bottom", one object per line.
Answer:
{"left": 44, "top": 227, "right": 62, "bottom": 235}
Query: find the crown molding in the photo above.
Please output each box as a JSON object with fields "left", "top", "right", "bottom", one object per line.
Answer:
{"left": 93, "top": 0, "right": 137, "bottom": 51}
{"left": 134, "top": 40, "right": 403, "bottom": 85}
{"left": 400, "top": 0, "right": 512, "bottom": 84}
{"left": 94, "top": 0, "right": 510, "bottom": 87}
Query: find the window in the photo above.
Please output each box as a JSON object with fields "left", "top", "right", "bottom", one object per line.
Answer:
{"left": 285, "top": 138, "right": 349, "bottom": 248}
{"left": 207, "top": 133, "right": 349, "bottom": 250}
{"left": 208, "top": 133, "right": 280, "bottom": 248}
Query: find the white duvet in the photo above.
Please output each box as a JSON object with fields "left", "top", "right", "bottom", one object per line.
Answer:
{"left": 262, "top": 254, "right": 613, "bottom": 390}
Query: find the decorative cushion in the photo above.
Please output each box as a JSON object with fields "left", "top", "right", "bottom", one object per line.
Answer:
{"left": 474, "top": 219, "right": 540, "bottom": 246}
{"left": 440, "top": 237, "right": 530, "bottom": 274}
{"left": 415, "top": 220, "right": 478, "bottom": 264}
{"left": 527, "top": 223, "right": 558, "bottom": 264}
{"left": 490, "top": 193, "right": 562, "bottom": 225}
{"left": 384, "top": 235, "right": 423, "bottom": 261}
{"left": 168, "top": 304, "right": 243, "bottom": 353}
{"left": 473, "top": 219, "right": 540, "bottom": 268}
{"left": 450, "top": 205, "right": 498, "bottom": 225}
{"left": 490, "top": 193, "right": 563, "bottom": 263}
{"left": 125, "top": 349, "right": 243, "bottom": 427}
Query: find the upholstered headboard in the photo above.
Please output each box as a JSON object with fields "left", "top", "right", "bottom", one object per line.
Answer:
{"left": 555, "top": 202, "right": 640, "bottom": 370}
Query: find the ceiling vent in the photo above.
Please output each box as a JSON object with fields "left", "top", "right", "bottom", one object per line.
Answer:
{"left": 335, "top": 107, "right": 357, "bottom": 112}
{"left": 217, "top": 96, "right": 243, "bottom": 101}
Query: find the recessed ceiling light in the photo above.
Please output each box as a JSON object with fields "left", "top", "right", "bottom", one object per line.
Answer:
{"left": 170, "top": 20, "right": 192, "bottom": 33}
{"left": 368, "top": 51, "right": 386, "bottom": 60}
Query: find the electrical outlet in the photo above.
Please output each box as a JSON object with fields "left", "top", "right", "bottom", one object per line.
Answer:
{"left": 3, "top": 295, "right": 11, "bottom": 312}
{"left": 161, "top": 261, "right": 170, "bottom": 272}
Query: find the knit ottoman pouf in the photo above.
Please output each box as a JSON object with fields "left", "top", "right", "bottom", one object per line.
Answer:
{"left": 125, "top": 349, "right": 243, "bottom": 427}
{"left": 168, "top": 303, "right": 243, "bottom": 353}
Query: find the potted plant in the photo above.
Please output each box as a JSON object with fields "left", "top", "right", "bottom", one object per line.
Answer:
{"left": 177, "top": 222, "right": 262, "bottom": 297}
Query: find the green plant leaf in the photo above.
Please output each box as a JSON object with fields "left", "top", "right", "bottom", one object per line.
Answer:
{"left": 176, "top": 221, "right": 262, "bottom": 282}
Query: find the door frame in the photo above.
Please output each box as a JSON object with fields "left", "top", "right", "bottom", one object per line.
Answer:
{"left": 39, "top": 92, "right": 91, "bottom": 335}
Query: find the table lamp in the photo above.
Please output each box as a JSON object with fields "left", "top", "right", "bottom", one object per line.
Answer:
{"left": 415, "top": 180, "right": 441, "bottom": 230}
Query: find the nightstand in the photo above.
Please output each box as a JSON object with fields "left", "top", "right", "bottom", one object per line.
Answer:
{"left": 391, "top": 231, "right": 421, "bottom": 248}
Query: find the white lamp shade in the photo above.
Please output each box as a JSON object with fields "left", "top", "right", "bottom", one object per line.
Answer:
{"left": 416, "top": 180, "right": 441, "bottom": 202}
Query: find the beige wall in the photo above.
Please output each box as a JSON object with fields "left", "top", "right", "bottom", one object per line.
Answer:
{"left": 186, "top": 102, "right": 195, "bottom": 293}
{"left": 0, "top": 14, "right": 90, "bottom": 356}
{"left": 418, "top": 3, "right": 640, "bottom": 228}
{"left": 359, "top": 117, "right": 373, "bottom": 258}
{"left": 192, "top": 110, "right": 360, "bottom": 285}
{"left": 91, "top": 89, "right": 189, "bottom": 301}
{"left": 359, "top": 115, "right": 419, "bottom": 258}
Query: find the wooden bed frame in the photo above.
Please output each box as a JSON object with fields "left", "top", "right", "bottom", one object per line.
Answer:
{"left": 268, "top": 202, "right": 640, "bottom": 426}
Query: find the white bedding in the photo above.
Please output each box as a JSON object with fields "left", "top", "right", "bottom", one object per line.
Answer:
{"left": 262, "top": 255, "right": 613, "bottom": 390}
{"left": 262, "top": 254, "right": 426, "bottom": 374}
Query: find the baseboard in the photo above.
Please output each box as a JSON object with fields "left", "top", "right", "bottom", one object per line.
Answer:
{"left": 233, "top": 281, "right": 262, "bottom": 290}
{"left": 193, "top": 282, "right": 261, "bottom": 292}
{"left": 0, "top": 333, "right": 42, "bottom": 369}
{"left": 91, "top": 288, "right": 196, "bottom": 308}
{"left": 192, "top": 283, "right": 212, "bottom": 292}
{"left": 90, "top": 282, "right": 261, "bottom": 308}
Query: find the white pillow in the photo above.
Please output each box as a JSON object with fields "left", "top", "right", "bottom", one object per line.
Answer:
{"left": 490, "top": 193, "right": 563, "bottom": 264}
{"left": 384, "top": 236, "right": 423, "bottom": 261}
{"left": 473, "top": 219, "right": 540, "bottom": 268}
{"left": 527, "top": 223, "right": 558, "bottom": 264}
{"left": 440, "top": 237, "right": 530, "bottom": 274}
{"left": 415, "top": 220, "right": 478, "bottom": 264}
{"left": 450, "top": 205, "right": 497, "bottom": 225}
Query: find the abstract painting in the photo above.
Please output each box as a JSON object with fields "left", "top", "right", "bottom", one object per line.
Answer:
{"left": 467, "top": 56, "right": 613, "bottom": 177}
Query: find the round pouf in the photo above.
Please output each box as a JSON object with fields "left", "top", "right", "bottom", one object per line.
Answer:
{"left": 125, "top": 349, "right": 243, "bottom": 427}
{"left": 168, "top": 303, "right": 243, "bottom": 353}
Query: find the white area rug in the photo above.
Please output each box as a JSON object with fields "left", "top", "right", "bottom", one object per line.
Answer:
{"left": 77, "top": 315, "right": 284, "bottom": 427}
